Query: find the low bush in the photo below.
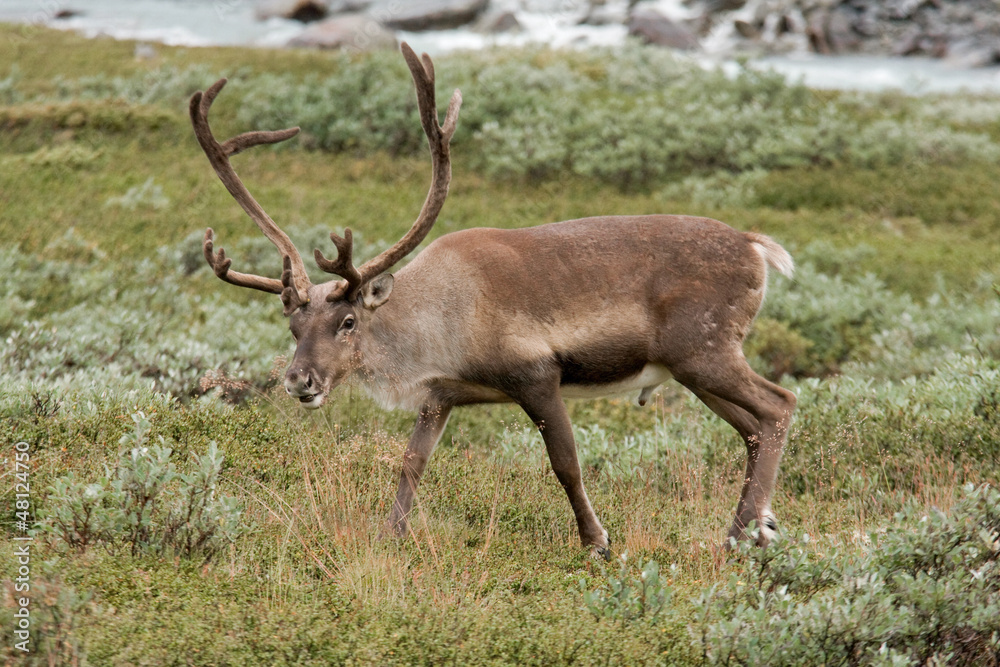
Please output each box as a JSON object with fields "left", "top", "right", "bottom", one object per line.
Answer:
{"left": 7, "top": 46, "right": 999, "bottom": 189}
{"left": 693, "top": 484, "right": 1000, "bottom": 666}
{"left": 38, "top": 411, "right": 244, "bottom": 560}
{"left": 581, "top": 555, "right": 673, "bottom": 623}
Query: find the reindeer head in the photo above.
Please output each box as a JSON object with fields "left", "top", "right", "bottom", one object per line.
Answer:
{"left": 190, "top": 44, "right": 461, "bottom": 409}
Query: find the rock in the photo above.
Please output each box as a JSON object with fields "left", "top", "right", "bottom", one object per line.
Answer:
{"left": 734, "top": 18, "right": 760, "bottom": 39}
{"left": 891, "top": 26, "right": 923, "bottom": 55}
{"left": 287, "top": 13, "right": 397, "bottom": 50}
{"left": 884, "top": 0, "right": 923, "bottom": 21}
{"left": 256, "top": 0, "right": 329, "bottom": 23}
{"left": 852, "top": 7, "right": 881, "bottom": 38}
{"left": 711, "top": 0, "right": 1000, "bottom": 60}
{"left": 627, "top": 8, "right": 699, "bottom": 50}
{"left": 54, "top": 9, "right": 82, "bottom": 19}
{"left": 806, "top": 10, "right": 832, "bottom": 54}
{"left": 826, "top": 7, "right": 860, "bottom": 53}
{"left": 580, "top": 0, "right": 628, "bottom": 27}
{"left": 706, "top": 0, "right": 747, "bottom": 11}
{"left": 375, "top": 0, "right": 489, "bottom": 32}
{"left": 474, "top": 10, "right": 522, "bottom": 34}
{"left": 946, "top": 36, "right": 1000, "bottom": 67}
{"left": 781, "top": 10, "right": 808, "bottom": 37}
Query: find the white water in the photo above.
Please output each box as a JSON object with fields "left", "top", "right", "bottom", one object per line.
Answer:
{"left": 4, "top": 0, "right": 1000, "bottom": 94}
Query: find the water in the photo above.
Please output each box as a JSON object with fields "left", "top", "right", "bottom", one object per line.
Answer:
{"left": 4, "top": 0, "right": 1000, "bottom": 94}
{"left": 0, "top": 0, "right": 303, "bottom": 46}
{"left": 751, "top": 54, "right": 1000, "bottom": 95}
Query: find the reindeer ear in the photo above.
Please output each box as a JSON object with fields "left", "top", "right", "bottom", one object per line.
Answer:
{"left": 361, "top": 273, "right": 393, "bottom": 310}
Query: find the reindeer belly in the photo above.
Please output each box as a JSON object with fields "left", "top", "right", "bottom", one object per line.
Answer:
{"left": 559, "top": 363, "right": 672, "bottom": 399}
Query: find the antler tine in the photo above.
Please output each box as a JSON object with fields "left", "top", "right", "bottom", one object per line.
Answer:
{"left": 314, "top": 228, "right": 364, "bottom": 301}
{"left": 190, "top": 79, "right": 311, "bottom": 304}
{"left": 350, "top": 43, "right": 462, "bottom": 285}
{"left": 280, "top": 255, "right": 310, "bottom": 316}
{"left": 203, "top": 228, "right": 283, "bottom": 293}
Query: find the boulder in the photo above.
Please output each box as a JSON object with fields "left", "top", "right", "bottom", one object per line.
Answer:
{"left": 806, "top": 10, "right": 831, "bottom": 54}
{"left": 884, "top": 0, "right": 923, "bottom": 21}
{"left": 375, "top": 0, "right": 489, "bottom": 31}
{"left": 474, "top": 10, "right": 522, "bottom": 34}
{"left": 580, "top": 0, "right": 628, "bottom": 27}
{"left": 705, "top": 0, "right": 747, "bottom": 11}
{"left": 626, "top": 8, "right": 699, "bottom": 50}
{"left": 734, "top": 19, "right": 759, "bottom": 39}
{"left": 945, "top": 36, "right": 1000, "bottom": 67}
{"left": 287, "top": 13, "right": 397, "bottom": 50}
{"left": 256, "top": 0, "right": 329, "bottom": 22}
{"left": 891, "top": 26, "right": 923, "bottom": 56}
{"left": 825, "top": 7, "right": 860, "bottom": 53}
{"left": 710, "top": 0, "right": 1000, "bottom": 59}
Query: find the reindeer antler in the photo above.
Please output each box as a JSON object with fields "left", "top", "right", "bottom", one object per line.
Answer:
{"left": 280, "top": 256, "right": 310, "bottom": 316}
{"left": 319, "top": 42, "right": 462, "bottom": 302}
{"left": 314, "top": 228, "right": 363, "bottom": 298}
{"left": 193, "top": 46, "right": 461, "bottom": 307}
{"left": 190, "top": 79, "right": 310, "bottom": 304}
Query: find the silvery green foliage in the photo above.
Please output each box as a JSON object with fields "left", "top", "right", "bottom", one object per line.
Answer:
{"left": 918, "top": 96, "right": 1000, "bottom": 127}
{"left": 493, "top": 418, "right": 707, "bottom": 482}
{"left": 0, "top": 66, "right": 21, "bottom": 104}
{"left": 0, "top": 247, "right": 36, "bottom": 334}
{"left": 0, "top": 228, "right": 291, "bottom": 401}
{"left": 1, "top": 143, "right": 102, "bottom": 171}
{"left": 0, "top": 224, "right": 419, "bottom": 403}
{"left": 237, "top": 53, "right": 418, "bottom": 154}
{"left": 104, "top": 177, "right": 170, "bottom": 210}
{"left": 695, "top": 485, "right": 1000, "bottom": 666}
{"left": 581, "top": 554, "right": 673, "bottom": 622}
{"left": 39, "top": 411, "right": 244, "bottom": 559}
{"left": 50, "top": 64, "right": 225, "bottom": 105}
{"left": 658, "top": 169, "right": 769, "bottom": 209}
{"left": 464, "top": 56, "right": 998, "bottom": 186}
{"left": 757, "top": 242, "right": 1000, "bottom": 378}
{"left": 10, "top": 50, "right": 998, "bottom": 187}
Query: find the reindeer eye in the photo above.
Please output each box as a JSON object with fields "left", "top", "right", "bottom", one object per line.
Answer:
{"left": 340, "top": 316, "right": 356, "bottom": 332}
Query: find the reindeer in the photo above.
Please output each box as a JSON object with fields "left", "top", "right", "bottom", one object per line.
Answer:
{"left": 189, "top": 44, "right": 796, "bottom": 558}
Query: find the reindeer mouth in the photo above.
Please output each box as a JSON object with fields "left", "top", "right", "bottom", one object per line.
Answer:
{"left": 297, "top": 392, "right": 326, "bottom": 409}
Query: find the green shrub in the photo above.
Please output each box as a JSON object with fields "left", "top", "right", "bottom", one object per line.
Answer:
{"left": 757, "top": 242, "right": 1000, "bottom": 379}
{"left": 745, "top": 316, "right": 816, "bottom": 380}
{"left": 695, "top": 484, "right": 1000, "bottom": 666}
{"left": 0, "top": 66, "right": 22, "bottom": 105}
{"left": 581, "top": 555, "right": 673, "bottom": 623}
{"left": 104, "top": 176, "right": 169, "bottom": 210}
{"left": 38, "top": 412, "right": 244, "bottom": 560}
{"left": 6, "top": 48, "right": 998, "bottom": 188}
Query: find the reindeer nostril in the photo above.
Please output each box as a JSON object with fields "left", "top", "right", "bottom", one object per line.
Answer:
{"left": 305, "top": 375, "right": 313, "bottom": 389}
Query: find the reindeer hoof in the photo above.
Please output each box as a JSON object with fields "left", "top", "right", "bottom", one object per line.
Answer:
{"left": 378, "top": 519, "right": 408, "bottom": 541}
{"left": 726, "top": 514, "right": 777, "bottom": 550}
{"left": 592, "top": 544, "right": 612, "bottom": 561}
{"left": 589, "top": 529, "right": 612, "bottom": 561}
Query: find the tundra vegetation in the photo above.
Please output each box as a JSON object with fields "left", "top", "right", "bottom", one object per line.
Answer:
{"left": 1, "top": 25, "right": 1000, "bottom": 665}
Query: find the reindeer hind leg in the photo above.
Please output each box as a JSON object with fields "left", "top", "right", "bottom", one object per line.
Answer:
{"left": 676, "top": 353, "right": 795, "bottom": 548}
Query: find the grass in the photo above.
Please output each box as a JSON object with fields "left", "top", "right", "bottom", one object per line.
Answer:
{"left": 1, "top": 23, "right": 1000, "bottom": 665}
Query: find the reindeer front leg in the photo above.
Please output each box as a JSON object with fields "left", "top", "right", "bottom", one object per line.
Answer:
{"left": 517, "top": 383, "right": 610, "bottom": 560}
{"left": 383, "top": 402, "right": 452, "bottom": 538}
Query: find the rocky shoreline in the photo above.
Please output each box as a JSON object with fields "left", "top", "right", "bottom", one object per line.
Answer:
{"left": 254, "top": 0, "right": 1000, "bottom": 66}
{"left": 709, "top": 0, "right": 1000, "bottom": 67}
